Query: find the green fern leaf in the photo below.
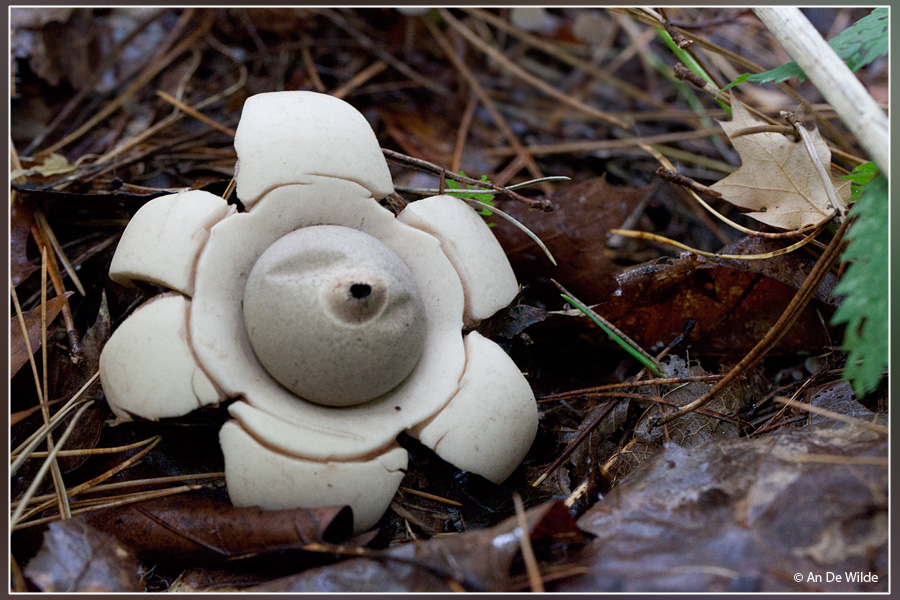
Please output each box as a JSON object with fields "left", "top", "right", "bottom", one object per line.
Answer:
{"left": 831, "top": 174, "right": 888, "bottom": 396}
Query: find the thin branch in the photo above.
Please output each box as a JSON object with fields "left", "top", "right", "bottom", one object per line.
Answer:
{"left": 513, "top": 494, "right": 544, "bottom": 593}
{"left": 783, "top": 111, "right": 849, "bottom": 218}
{"left": 382, "top": 148, "right": 552, "bottom": 211}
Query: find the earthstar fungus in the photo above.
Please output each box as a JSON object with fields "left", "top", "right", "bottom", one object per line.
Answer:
{"left": 99, "top": 91, "right": 538, "bottom": 533}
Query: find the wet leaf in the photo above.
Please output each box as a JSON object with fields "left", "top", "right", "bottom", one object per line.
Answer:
{"left": 492, "top": 176, "right": 656, "bottom": 302}
{"left": 710, "top": 100, "right": 852, "bottom": 230}
{"left": 596, "top": 236, "right": 842, "bottom": 356}
{"left": 248, "top": 500, "right": 592, "bottom": 592}
{"left": 808, "top": 380, "right": 873, "bottom": 426}
{"left": 24, "top": 519, "right": 143, "bottom": 592}
{"left": 10, "top": 292, "right": 73, "bottom": 378}
{"left": 80, "top": 492, "right": 354, "bottom": 563}
{"left": 553, "top": 419, "right": 887, "bottom": 593}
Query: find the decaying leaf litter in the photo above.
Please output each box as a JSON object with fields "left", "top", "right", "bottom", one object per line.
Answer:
{"left": 10, "top": 7, "right": 888, "bottom": 593}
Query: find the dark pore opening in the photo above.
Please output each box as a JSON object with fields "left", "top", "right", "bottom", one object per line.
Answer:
{"left": 350, "top": 283, "right": 372, "bottom": 299}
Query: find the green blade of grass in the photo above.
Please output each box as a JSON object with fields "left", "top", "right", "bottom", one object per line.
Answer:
{"left": 560, "top": 291, "right": 664, "bottom": 377}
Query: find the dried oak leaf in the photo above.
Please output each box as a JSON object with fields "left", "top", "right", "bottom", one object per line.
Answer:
{"left": 709, "top": 100, "right": 851, "bottom": 230}
{"left": 24, "top": 520, "right": 142, "bottom": 592}
{"left": 80, "top": 492, "right": 353, "bottom": 563}
{"left": 552, "top": 419, "right": 887, "bottom": 593}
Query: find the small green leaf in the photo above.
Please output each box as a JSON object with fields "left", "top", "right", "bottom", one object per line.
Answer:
{"left": 842, "top": 162, "right": 878, "bottom": 203}
{"left": 446, "top": 171, "right": 496, "bottom": 217}
{"left": 831, "top": 173, "right": 888, "bottom": 397}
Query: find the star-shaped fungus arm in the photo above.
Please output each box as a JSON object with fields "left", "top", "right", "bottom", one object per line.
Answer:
{"left": 109, "top": 189, "right": 234, "bottom": 296}
{"left": 398, "top": 194, "right": 520, "bottom": 327}
{"left": 399, "top": 194, "right": 537, "bottom": 483}
{"left": 409, "top": 331, "right": 538, "bottom": 484}
{"left": 99, "top": 293, "right": 223, "bottom": 421}
{"left": 219, "top": 420, "right": 408, "bottom": 534}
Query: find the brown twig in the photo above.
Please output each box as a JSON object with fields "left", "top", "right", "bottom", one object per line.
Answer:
{"left": 782, "top": 111, "right": 850, "bottom": 219}
{"left": 513, "top": 493, "right": 545, "bottom": 593}
{"left": 400, "top": 487, "right": 464, "bottom": 507}
{"left": 317, "top": 8, "right": 452, "bottom": 98}
{"left": 22, "top": 9, "right": 166, "bottom": 155}
{"left": 673, "top": 63, "right": 706, "bottom": 88}
{"left": 531, "top": 399, "right": 620, "bottom": 488}
{"left": 299, "top": 38, "right": 327, "bottom": 92}
{"left": 451, "top": 90, "right": 479, "bottom": 174}
{"left": 10, "top": 401, "right": 94, "bottom": 526}
{"left": 463, "top": 7, "right": 666, "bottom": 110}
{"left": 545, "top": 391, "right": 746, "bottom": 426}
{"left": 15, "top": 436, "right": 162, "bottom": 524}
{"left": 655, "top": 166, "right": 722, "bottom": 199}
{"left": 332, "top": 60, "right": 388, "bottom": 99}
{"left": 38, "top": 251, "right": 71, "bottom": 519}
{"left": 664, "top": 20, "right": 692, "bottom": 48}
{"left": 12, "top": 483, "right": 219, "bottom": 531}
{"left": 730, "top": 125, "right": 799, "bottom": 140}
{"left": 772, "top": 396, "right": 888, "bottom": 435}
{"left": 538, "top": 375, "right": 726, "bottom": 402}
{"left": 34, "top": 212, "right": 86, "bottom": 296}
{"left": 382, "top": 148, "right": 552, "bottom": 211}
{"left": 486, "top": 127, "right": 726, "bottom": 158}
{"left": 29, "top": 225, "right": 81, "bottom": 355}
{"left": 610, "top": 220, "right": 828, "bottom": 260}
{"left": 11, "top": 372, "right": 100, "bottom": 466}
{"left": 155, "top": 90, "right": 237, "bottom": 137}
{"left": 438, "top": 8, "right": 630, "bottom": 131}
{"left": 13, "top": 473, "right": 225, "bottom": 507}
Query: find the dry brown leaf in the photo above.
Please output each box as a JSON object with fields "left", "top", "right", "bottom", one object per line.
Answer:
{"left": 492, "top": 176, "right": 656, "bottom": 302}
{"left": 710, "top": 100, "right": 851, "bottom": 230}
{"left": 80, "top": 492, "right": 353, "bottom": 563}
{"left": 10, "top": 292, "right": 74, "bottom": 378}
